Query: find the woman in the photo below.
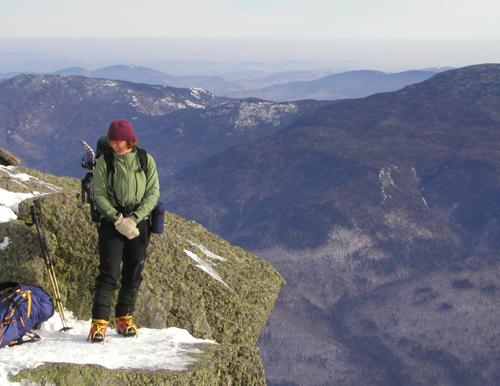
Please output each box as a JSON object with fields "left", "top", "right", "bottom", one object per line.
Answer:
{"left": 88, "top": 119, "right": 160, "bottom": 342}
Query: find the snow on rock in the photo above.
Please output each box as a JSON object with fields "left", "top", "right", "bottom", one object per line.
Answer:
{"left": 0, "top": 236, "right": 10, "bottom": 250}
{"left": 235, "top": 101, "right": 299, "bottom": 130}
{"left": 190, "top": 88, "right": 207, "bottom": 99}
{"left": 0, "top": 188, "right": 40, "bottom": 223}
{"left": 0, "top": 166, "right": 61, "bottom": 193}
{"left": 130, "top": 95, "right": 140, "bottom": 108}
{"left": 379, "top": 165, "right": 398, "bottom": 203}
{"left": 0, "top": 166, "right": 32, "bottom": 182}
{"left": 0, "top": 206, "right": 17, "bottom": 223}
{"left": 0, "top": 170, "right": 32, "bottom": 183}
{"left": 184, "top": 249, "right": 230, "bottom": 289}
{"left": 0, "top": 311, "right": 216, "bottom": 385}
{"left": 184, "top": 100, "right": 205, "bottom": 109}
{"left": 0, "top": 167, "right": 61, "bottom": 223}
{"left": 103, "top": 80, "right": 118, "bottom": 87}
{"left": 187, "top": 240, "right": 227, "bottom": 262}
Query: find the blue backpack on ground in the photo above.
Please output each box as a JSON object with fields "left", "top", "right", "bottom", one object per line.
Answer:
{"left": 0, "top": 282, "right": 54, "bottom": 348}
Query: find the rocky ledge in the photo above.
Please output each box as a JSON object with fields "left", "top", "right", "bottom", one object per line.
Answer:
{"left": 0, "top": 165, "right": 283, "bottom": 385}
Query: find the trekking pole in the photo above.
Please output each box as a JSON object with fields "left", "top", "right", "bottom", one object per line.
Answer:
{"left": 30, "top": 200, "right": 72, "bottom": 332}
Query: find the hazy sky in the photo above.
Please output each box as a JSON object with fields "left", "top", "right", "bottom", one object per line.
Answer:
{"left": 2, "top": 0, "right": 500, "bottom": 39}
{"left": 1, "top": 0, "right": 500, "bottom": 71}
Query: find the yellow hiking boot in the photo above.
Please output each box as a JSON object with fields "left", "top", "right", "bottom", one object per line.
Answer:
{"left": 87, "top": 319, "right": 109, "bottom": 343}
{"left": 115, "top": 315, "right": 138, "bottom": 337}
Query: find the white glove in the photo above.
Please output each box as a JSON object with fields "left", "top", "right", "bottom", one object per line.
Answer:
{"left": 114, "top": 214, "right": 140, "bottom": 240}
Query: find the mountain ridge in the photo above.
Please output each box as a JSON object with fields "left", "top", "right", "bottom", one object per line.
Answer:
{"left": 0, "top": 73, "right": 324, "bottom": 178}
{"left": 163, "top": 63, "right": 500, "bottom": 385}
{"left": 227, "top": 69, "right": 437, "bottom": 101}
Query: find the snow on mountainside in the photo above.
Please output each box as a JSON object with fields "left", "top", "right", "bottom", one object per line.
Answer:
{"left": 1, "top": 74, "right": 218, "bottom": 118}
{"left": 233, "top": 100, "right": 299, "bottom": 129}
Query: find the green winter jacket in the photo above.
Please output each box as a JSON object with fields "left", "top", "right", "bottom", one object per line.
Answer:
{"left": 92, "top": 149, "right": 160, "bottom": 223}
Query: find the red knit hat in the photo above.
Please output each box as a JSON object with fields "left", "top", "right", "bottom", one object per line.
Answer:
{"left": 107, "top": 119, "right": 137, "bottom": 141}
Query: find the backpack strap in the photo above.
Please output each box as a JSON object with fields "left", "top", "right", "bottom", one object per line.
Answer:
{"left": 103, "top": 148, "right": 149, "bottom": 213}
{"left": 104, "top": 148, "right": 148, "bottom": 180}
{"left": 136, "top": 148, "right": 148, "bottom": 174}
{"left": 104, "top": 150, "right": 115, "bottom": 180}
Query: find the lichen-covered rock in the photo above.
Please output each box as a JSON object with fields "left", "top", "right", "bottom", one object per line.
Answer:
{"left": 14, "top": 344, "right": 266, "bottom": 386}
{"left": 0, "top": 165, "right": 284, "bottom": 384}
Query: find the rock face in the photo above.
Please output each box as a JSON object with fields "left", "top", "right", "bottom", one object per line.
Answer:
{"left": 0, "top": 165, "right": 283, "bottom": 385}
{"left": 0, "top": 147, "right": 20, "bottom": 166}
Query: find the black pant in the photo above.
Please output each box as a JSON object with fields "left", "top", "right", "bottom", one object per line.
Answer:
{"left": 91, "top": 219, "right": 151, "bottom": 320}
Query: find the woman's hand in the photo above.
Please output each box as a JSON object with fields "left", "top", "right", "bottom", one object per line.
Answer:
{"left": 114, "top": 214, "right": 140, "bottom": 239}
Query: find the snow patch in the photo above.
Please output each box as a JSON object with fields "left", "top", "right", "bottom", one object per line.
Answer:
{"left": 379, "top": 166, "right": 398, "bottom": 203}
{"left": 0, "top": 167, "right": 61, "bottom": 222}
{"left": 130, "top": 95, "right": 140, "bottom": 108}
{"left": 0, "top": 311, "right": 216, "bottom": 385}
{"left": 187, "top": 240, "right": 227, "bottom": 262}
{"left": 0, "top": 166, "right": 61, "bottom": 193}
{"left": 190, "top": 88, "right": 204, "bottom": 98}
{"left": 411, "top": 167, "right": 418, "bottom": 180}
{"left": 0, "top": 236, "right": 10, "bottom": 250}
{"left": 184, "top": 250, "right": 230, "bottom": 288}
{"left": 190, "top": 87, "right": 212, "bottom": 99}
{"left": 103, "top": 80, "right": 118, "bottom": 87}
{"left": 234, "top": 102, "right": 298, "bottom": 130}
{"left": 0, "top": 166, "right": 32, "bottom": 182}
{"left": 0, "top": 188, "right": 40, "bottom": 223}
{"left": 184, "top": 100, "right": 205, "bottom": 109}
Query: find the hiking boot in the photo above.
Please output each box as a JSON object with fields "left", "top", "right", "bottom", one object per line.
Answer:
{"left": 115, "top": 315, "right": 138, "bottom": 337}
{"left": 87, "top": 319, "right": 109, "bottom": 343}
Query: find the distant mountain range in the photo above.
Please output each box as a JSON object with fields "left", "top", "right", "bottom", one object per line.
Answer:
{"left": 51, "top": 65, "right": 243, "bottom": 96}
{"left": 223, "top": 69, "right": 336, "bottom": 88}
{"left": 1, "top": 64, "right": 499, "bottom": 385}
{"left": 0, "top": 65, "right": 441, "bottom": 101}
{"left": 227, "top": 69, "right": 438, "bottom": 101}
